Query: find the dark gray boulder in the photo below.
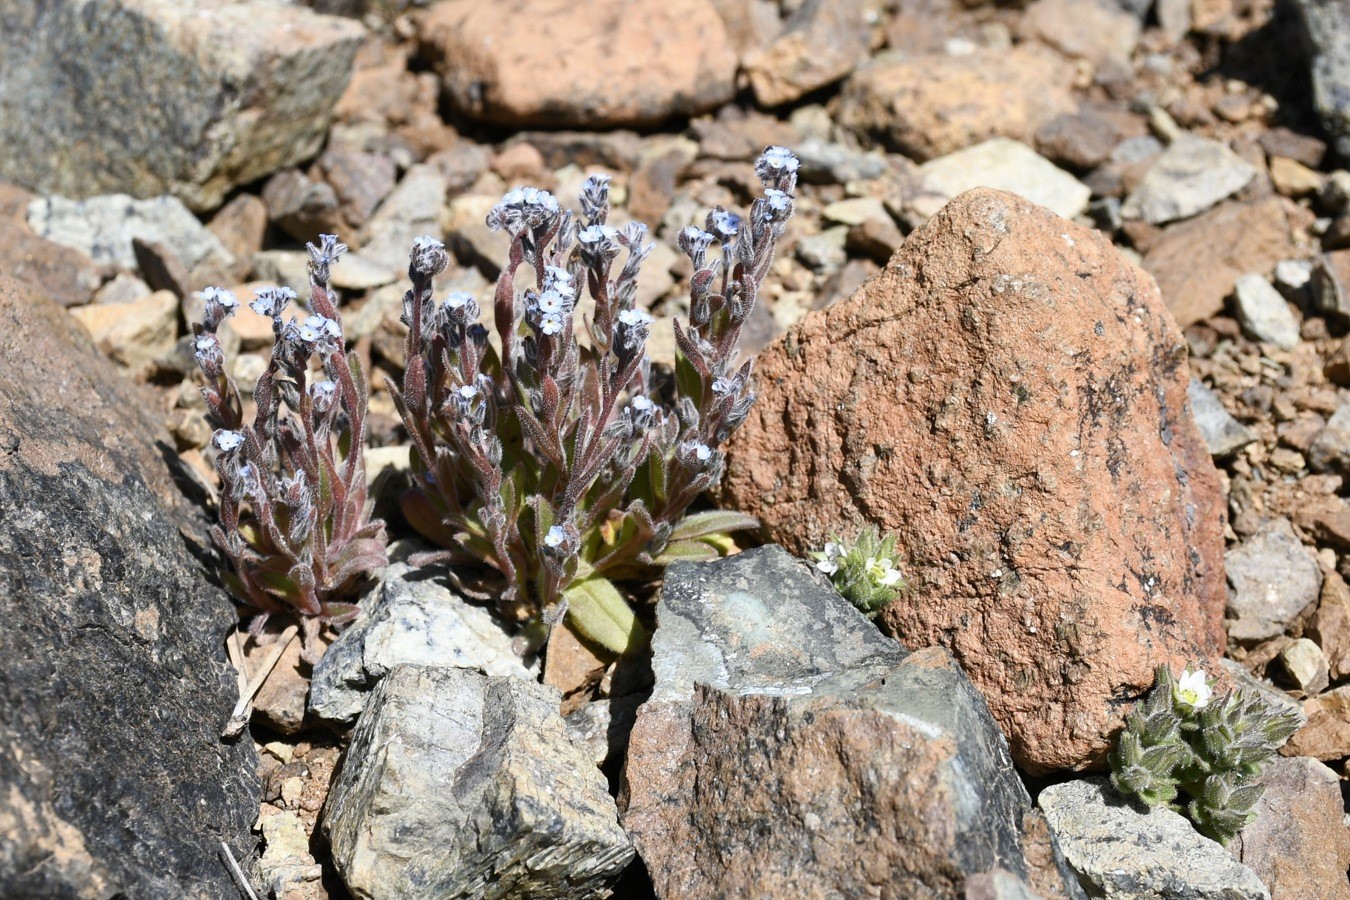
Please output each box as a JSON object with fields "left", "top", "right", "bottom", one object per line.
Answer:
{"left": 0, "top": 277, "right": 259, "bottom": 898}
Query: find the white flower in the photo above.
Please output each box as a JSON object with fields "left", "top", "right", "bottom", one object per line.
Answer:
{"left": 1173, "top": 668, "right": 1212, "bottom": 711}
{"left": 445, "top": 291, "right": 474, "bottom": 310}
{"left": 617, "top": 308, "right": 653, "bottom": 328}
{"left": 761, "top": 146, "right": 800, "bottom": 174}
{"left": 693, "top": 443, "right": 712, "bottom": 462}
{"left": 816, "top": 558, "right": 839, "bottom": 576}
{"left": 543, "top": 266, "right": 573, "bottom": 294}
{"left": 200, "top": 286, "right": 239, "bottom": 313}
{"left": 213, "top": 430, "right": 245, "bottom": 453}
{"left": 764, "top": 189, "right": 792, "bottom": 213}
{"left": 630, "top": 395, "right": 654, "bottom": 412}
{"left": 308, "top": 380, "right": 337, "bottom": 401}
{"left": 457, "top": 384, "right": 479, "bottom": 400}
{"left": 544, "top": 525, "right": 567, "bottom": 548}
{"left": 865, "top": 556, "right": 902, "bottom": 588}
{"left": 540, "top": 312, "right": 565, "bottom": 336}
{"left": 536, "top": 291, "right": 565, "bottom": 314}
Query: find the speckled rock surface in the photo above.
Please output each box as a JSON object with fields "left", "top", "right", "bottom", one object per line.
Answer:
{"left": 620, "top": 547, "right": 1085, "bottom": 899}
{"left": 0, "top": 277, "right": 259, "bottom": 898}
{"left": 722, "top": 189, "right": 1226, "bottom": 774}
{"left": 0, "top": 0, "right": 364, "bottom": 211}
{"left": 322, "top": 665, "right": 632, "bottom": 899}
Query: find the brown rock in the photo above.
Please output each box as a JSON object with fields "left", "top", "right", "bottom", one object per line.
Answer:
{"left": 0, "top": 217, "right": 103, "bottom": 308}
{"left": 243, "top": 627, "right": 329, "bottom": 736}
{"left": 206, "top": 194, "right": 268, "bottom": 275}
{"left": 721, "top": 189, "right": 1226, "bottom": 773}
{"left": 627, "top": 139, "right": 699, "bottom": 228}
{"left": 68, "top": 290, "right": 179, "bottom": 376}
{"left": 261, "top": 168, "right": 343, "bottom": 246}
{"left": 417, "top": 0, "right": 738, "bottom": 127}
{"left": 744, "top": 0, "right": 871, "bottom": 107}
{"left": 1284, "top": 683, "right": 1350, "bottom": 759}
{"left": 132, "top": 237, "right": 192, "bottom": 298}
{"left": 1310, "top": 569, "right": 1350, "bottom": 681}
{"left": 1019, "top": 0, "right": 1141, "bottom": 66}
{"left": 1142, "top": 197, "right": 1296, "bottom": 328}
{"left": 1313, "top": 250, "right": 1350, "bottom": 320}
{"left": 1259, "top": 127, "right": 1327, "bottom": 168}
{"left": 1233, "top": 756, "right": 1350, "bottom": 900}
{"left": 1035, "top": 107, "right": 1148, "bottom": 171}
{"left": 836, "top": 46, "right": 1077, "bottom": 162}
{"left": 312, "top": 147, "right": 397, "bottom": 233}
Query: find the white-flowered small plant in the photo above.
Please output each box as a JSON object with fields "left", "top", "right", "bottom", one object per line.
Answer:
{"left": 1110, "top": 665, "right": 1301, "bottom": 845}
{"left": 389, "top": 148, "right": 799, "bottom": 658}
{"left": 194, "top": 236, "right": 388, "bottom": 655}
{"left": 811, "top": 527, "right": 906, "bottom": 617}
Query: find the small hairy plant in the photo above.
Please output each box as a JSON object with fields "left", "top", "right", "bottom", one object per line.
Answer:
{"left": 390, "top": 147, "right": 800, "bottom": 656}
{"left": 810, "top": 527, "right": 905, "bottom": 616}
{"left": 194, "top": 235, "right": 388, "bottom": 651}
{"left": 1109, "top": 665, "right": 1302, "bottom": 844}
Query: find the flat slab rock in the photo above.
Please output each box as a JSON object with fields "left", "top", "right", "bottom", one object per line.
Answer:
{"left": 620, "top": 546, "right": 1085, "bottom": 899}
{"left": 0, "top": 278, "right": 258, "bottom": 897}
{"left": 0, "top": 0, "right": 363, "bottom": 211}
{"left": 1039, "top": 778, "right": 1269, "bottom": 899}
{"left": 322, "top": 664, "right": 632, "bottom": 900}
{"left": 722, "top": 188, "right": 1227, "bottom": 774}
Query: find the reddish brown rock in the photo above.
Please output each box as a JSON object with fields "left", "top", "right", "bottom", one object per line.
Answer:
{"left": 1232, "top": 756, "right": 1350, "bottom": 900}
{"left": 1142, "top": 196, "right": 1296, "bottom": 328}
{"left": 1283, "top": 684, "right": 1350, "bottom": 759}
{"left": 835, "top": 46, "right": 1077, "bottom": 162}
{"left": 1310, "top": 569, "right": 1350, "bottom": 681}
{"left": 0, "top": 217, "right": 103, "bottom": 308}
{"left": 721, "top": 188, "right": 1226, "bottom": 773}
{"left": 417, "top": 0, "right": 738, "bottom": 127}
{"left": 744, "top": 0, "right": 871, "bottom": 107}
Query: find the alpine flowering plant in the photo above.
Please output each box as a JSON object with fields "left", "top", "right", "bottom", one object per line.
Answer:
{"left": 1109, "top": 664, "right": 1301, "bottom": 844}
{"left": 390, "top": 147, "right": 799, "bottom": 656}
{"left": 810, "top": 526, "right": 906, "bottom": 617}
{"left": 194, "top": 235, "right": 388, "bottom": 654}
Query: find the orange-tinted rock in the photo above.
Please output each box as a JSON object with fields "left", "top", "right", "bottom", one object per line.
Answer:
{"left": 1142, "top": 196, "right": 1297, "bottom": 328}
{"left": 417, "top": 0, "right": 737, "bottom": 128}
{"left": 1232, "top": 756, "right": 1350, "bottom": 900}
{"left": 721, "top": 188, "right": 1226, "bottom": 773}
{"left": 835, "top": 46, "right": 1077, "bottom": 161}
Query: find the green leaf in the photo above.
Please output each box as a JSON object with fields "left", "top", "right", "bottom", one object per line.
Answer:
{"left": 651, "top": 539, "right": 721, "bottom": 565}
{"left": 670, "top": 509, "right": 760, "bottom": 541}
{"left": 564, "top": 577, "right": 646, "bottom": 656}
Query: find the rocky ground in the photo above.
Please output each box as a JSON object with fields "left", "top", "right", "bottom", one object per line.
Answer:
{"left": 6, "top": 0, "right": 1350, "bottom": 897}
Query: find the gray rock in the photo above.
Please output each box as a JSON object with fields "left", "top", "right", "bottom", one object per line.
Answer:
{"left": 1274, "top": 258, "right": 1314, "bottom": 302}
{"left": 1122, "top": 135, "right": 1260, "bottom": 225}
{"left": 1232, "top": 273, "right": 1301, "bottom": 349}
{"left": 93, "top": 272, "right": 152, "bottom": 305}
{"left": 250, "top": 250, "right": 311, "bottom": 296}
{"left": 621, "top": 546, "right": 1086, "bottom": 899}
{"left": 794, "top": 137, "right": 889, "bottom": 184}
{"left": 795, "top": 226, "right": 849, "bottom": 273}
{"left": 1188, "top": 378, "right": 1257, "bottom": 458}
{"left": 0, "top": 281, "right": 258, "bottom": 898}
{"left": 563, "top": 694, "right": 645, "bottom": 768}
{"left": 322, "top": 665, "right": 633, "bottom": 899}
{"left": 0, "top": 1, "right": 364, "bottom": 211}
{"left": 916, "top": 138, "right": 1092, "bottom": 220}
{"left": 261, "top": 168, "right": 343, "bottom": 245}
{"left": 358, "top": 164, "right": 448, "bottom": 272}
{"left": 1292, "top": 0, "right": 1350, "bottom": 160}
{"left": 1218, "top": 659, "right": 1307, "bottom": 729}
{"left": 1226, "top": 517, "right": 1323, "bottom": 642}
{"left": 1279, "top": 638, "right": 1331, "bottom": 694}
{"left": 1309, "top": 402, "right": 1350, "bottom": 473}
{"left": 1039, "top": 778, "right": 1270, "bottom": 899}
{"left": 28, "top": 193, "right": 234, "bottom": 274}
{"left": 309, "top": 562, "right": 536, "bottom": 724}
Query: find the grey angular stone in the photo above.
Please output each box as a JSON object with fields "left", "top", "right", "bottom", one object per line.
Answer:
{"left": 1225, "top": 517, "right": 1323, "bottom": 642}
{"left": 1188, "top": 378, "right": 1258, "bottom": 458}
{"left": 1040, "top": 778, "right": 1269, "bottom": 899}
{"left": 1279, "top": 637, "right": 1331, "bottom": 694}
{"left": 28, "top": 193, "right": 233, "bottom": 273}
{"left": 1292, "top": 0, "right": 1350, "bottom": 160}
{"left": 1122, "top": 135, "right": 1260, "bottom": 225}
{"left": 0, "top": 280, "right": 258, "bottom": 898}
{"left": 917, "top": 138, "right": 1092, "bottom": 220}
{"left": 1308, "top": 402, "right": 1350, "bottom": 473}
{"left": 622, "top": 546, "right": 1085, "bottom": 899}
{"left": 794, "top": 137, "right": 889, "bottom": 184}
{"left": 358, "top": 164, "right": 448, "bottom": 272}
{"left": 0, "top": 0, "right": 363, "bottom": 211}
{"left": 250, "top": 250, "right": 311, "bottom": 296}
{"left": 322, "top": 665, "right": 633, "bottom": 900}
{"left": 1233, "top": 273, "right": 1301, "bottom": 349}
{"left": 795, "top": 226, "right": 849, "bottom": 273}
{"left": 309, "top": 561, "right": 536, "bottom": 724}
